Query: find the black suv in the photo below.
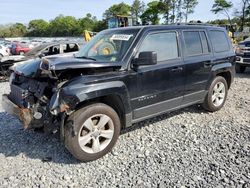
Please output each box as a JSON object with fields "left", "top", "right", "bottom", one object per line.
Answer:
{"left": 2, "top": 25, "right": 235, "bottom": 161}
{"left": 235, "top": 39, "right": 250, "bottom": 73}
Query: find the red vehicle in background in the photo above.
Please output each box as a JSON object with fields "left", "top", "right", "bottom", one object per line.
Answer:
{"left": 10, "top": 43, "right": 30, "bottom": 55}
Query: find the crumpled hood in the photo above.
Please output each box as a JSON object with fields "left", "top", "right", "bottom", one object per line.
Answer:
{"left": 47, "top": 56, "right": 121, "bottom": 70}
{"left": 11, "top": 57, "right": 122, "bottom": 78}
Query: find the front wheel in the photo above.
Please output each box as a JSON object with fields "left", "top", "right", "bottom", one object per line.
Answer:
{"left": 64, "top": 103, "right": 121, "bottom": 162}
{"left": 202, "top": 76, "right": 228, "bottom": 112}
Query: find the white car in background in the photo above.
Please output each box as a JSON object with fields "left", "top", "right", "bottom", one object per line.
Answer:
{"left": 0, "top": 45, "right": 9, "bottom": 60}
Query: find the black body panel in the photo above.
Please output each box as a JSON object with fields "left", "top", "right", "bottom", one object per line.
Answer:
{"left": 3, "top": 25, "right": 235, "bottom": 130}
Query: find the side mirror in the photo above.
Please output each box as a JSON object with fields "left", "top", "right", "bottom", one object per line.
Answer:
{"left": 133, "top": 51, "right": 157, "bottom": 67}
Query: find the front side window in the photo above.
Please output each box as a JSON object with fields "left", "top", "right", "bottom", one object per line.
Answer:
{"left": 138, "top": 32, "right": 179, "bottom": 62}
{"left": 183, "top": 31, "right": 202, "bottom": 56}
{"left": 76, "top": 29, "right": 140, "bottom": 62}
{"left": 210, "top": 30, "right": 230, "bottom": 53}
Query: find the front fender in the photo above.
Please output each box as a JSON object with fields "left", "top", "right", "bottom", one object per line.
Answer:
{"left": 57, "top": 81, "right": 132, "bottom": 114}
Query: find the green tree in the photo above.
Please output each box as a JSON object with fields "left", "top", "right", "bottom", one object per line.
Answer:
{"left": 0, "top": 23, "right": 27, "bottom": 37}
{"left": 211, "top": 0, "right": 233, "bottom": 26}
{"left": 234, "top": 0, "right": 250, "bottom": 31}
{"left": 2, "top": 23, "right": 28, "bottom": 37}
{"left": 27, "top": 19, "right": 49, "bottom": 36}
{"left": 159, "top": 0, "right": 172, "bottom": 24}
{"left": 48, "top": 15, "right": 80, "bottom": 36}
{"left": 176, "top": 0, "right": 183, "bottom": 23}
{"left": 103, "top": 2, "right": 131, "bottom": 19}
{"left": 141, "top": 1, "right": 162, "bottom": 25}
{"left": 207, "top": 19, "right": 230, "bottom": 25}
{"left": 170, "top": 0, "right": 177, "bottom": 23}
{"left": 160, "top": 0, "right": 181, "bottom": 24}
{"left": 93, "top": 20, "right": 108, "bottom": 32}
{"left": 131, "top": 0, "right": 145, "bottom": 24}
{"left": 79, "top": 13, "right": 97, "bottom": 32}
{"left": 182, "top": 0, "right": 198, "bottom": 23}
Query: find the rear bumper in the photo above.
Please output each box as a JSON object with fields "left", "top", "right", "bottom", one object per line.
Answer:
{"left": 2, "top": 94, "right": 32, "bottom": 129}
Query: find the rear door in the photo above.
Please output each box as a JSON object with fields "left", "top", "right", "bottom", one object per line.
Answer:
{"left": 131, "top": 30, "right": 185, "bottom": 121}
{"left": 181, "top": 30, "right": 212, "bottom": 105}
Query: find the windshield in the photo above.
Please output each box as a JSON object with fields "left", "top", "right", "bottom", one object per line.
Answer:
{"left": 76, "top": 28, "right": 140, "bottom": 62}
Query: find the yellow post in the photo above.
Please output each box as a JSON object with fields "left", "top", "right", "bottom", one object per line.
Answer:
{"left": 83, "top": 30, "right": 92, "bottom": 42}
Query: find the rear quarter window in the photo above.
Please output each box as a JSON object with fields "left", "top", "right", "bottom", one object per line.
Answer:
{"left": 210, "top": 30, "right": 230, "bottom": 53}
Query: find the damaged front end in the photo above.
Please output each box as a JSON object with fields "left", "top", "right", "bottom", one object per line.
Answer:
{"left": 2, "top": 57, "right": 121, "bottom": 133}
{"left": 2, "top": 58, "right": 71, "bottom": 132}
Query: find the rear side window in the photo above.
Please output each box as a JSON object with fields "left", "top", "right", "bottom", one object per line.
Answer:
{"left": 183, "top": 31, "right": 202, "bottom": 56}
{"left": 138, "top": 32, "right": 179, "bottom": 62}
{"left": 210, "top": 30, "right": 230, "bottom": 52}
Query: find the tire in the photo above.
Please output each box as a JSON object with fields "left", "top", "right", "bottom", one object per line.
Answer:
{"left": 235, "top": 64, "right": 246, "bottom": 73}
{"left": 202, "top": 76, "right": 228, "bottom": 112}
{"left": 97, "top": 42, "right": 115, "bottom": 55}
{"left": 64, "top": 103, "right": 121, "bottom": 162}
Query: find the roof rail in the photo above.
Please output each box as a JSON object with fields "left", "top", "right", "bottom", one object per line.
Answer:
{"left": 174, "top": 22, "right": 214, "bottom": 26}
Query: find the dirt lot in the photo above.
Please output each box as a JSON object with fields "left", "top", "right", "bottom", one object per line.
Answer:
{"left": 0, "top": 71, "right": 249, "bottom": 187}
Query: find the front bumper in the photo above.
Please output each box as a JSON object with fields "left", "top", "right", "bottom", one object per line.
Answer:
{"left": 236, "top": 56, "right": 250, "bottom": 67}
{"left": 2, "top": 94, "right": 33, "bottom": 129}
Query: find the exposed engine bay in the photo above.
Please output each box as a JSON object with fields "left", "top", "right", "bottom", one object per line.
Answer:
{"left": 6, "top": 57, "right": 121, "bottom": 133}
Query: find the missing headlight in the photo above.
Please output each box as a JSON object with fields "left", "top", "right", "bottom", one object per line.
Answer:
{"left": 40, "top": 58, "right": 50, "bottom": 71}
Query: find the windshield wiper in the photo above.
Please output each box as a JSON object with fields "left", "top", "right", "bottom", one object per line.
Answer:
{"left": 75, "top": 56, "right": 96, "bottom": 61}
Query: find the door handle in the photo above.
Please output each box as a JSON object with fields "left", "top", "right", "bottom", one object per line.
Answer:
{"left": 171, "top": 66, "right": 183, "bottom": 72}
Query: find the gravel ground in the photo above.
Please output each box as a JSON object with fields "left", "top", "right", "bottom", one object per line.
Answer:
{"left": 0, "top": 72, "right": 249, "bottom": 188}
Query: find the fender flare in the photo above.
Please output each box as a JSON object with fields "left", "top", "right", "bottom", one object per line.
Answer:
{"left": 205, "top": 62, "right": 234, "bottom": 90}
{"left": 56, "top": 81, "right": 132, "bottom": 114}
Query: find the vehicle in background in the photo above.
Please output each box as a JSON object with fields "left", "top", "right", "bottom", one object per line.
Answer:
{"left": 83, "top": 15, "right": 133, "bottom": 42}
{"left": 0, "top": 45, "right": 10, "bottom": 60}
{"left": 0, "top": 41, "right": 83, "bottom": 76}
{"left": 108, "top": 15, "right": 133, "bottom": 29}
{"left": 11, "top": 43, "right": 30, "bottom": 55}
{"left": 235, "top": 39, "right": 250, "bottom": 73}
{"left": 27, "top": 41, "right": 82, "bottom": 58}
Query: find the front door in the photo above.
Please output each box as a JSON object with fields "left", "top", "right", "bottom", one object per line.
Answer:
{"left": 131, "top": 31, "right": 185, "bottom": 121}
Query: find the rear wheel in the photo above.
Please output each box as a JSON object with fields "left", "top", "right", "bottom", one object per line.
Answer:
{"left": 202, "top": 76, "right": 228, "bottom": 112}
{"left": 64, "top": 103, "right": 121, "bottom": 162}
{"left": 235, "top": 64, "right": 246, "bottom": 73}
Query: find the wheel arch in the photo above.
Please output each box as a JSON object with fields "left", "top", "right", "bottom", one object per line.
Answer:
{"left": 216, "top": 71, "right": 232, "bottom": 89}
{"left": 57, "top": 81, "right": 132, "bottom": 129}
{"left": 209, "top": 63, "right": 235, "bottom": 89}
{"left": 74, "top": 94, "right": 128, "bottom": 129}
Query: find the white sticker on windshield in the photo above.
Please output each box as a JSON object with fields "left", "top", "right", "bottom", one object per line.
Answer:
{"left": 111, "top": 34, "right": 133, "bottom": 41}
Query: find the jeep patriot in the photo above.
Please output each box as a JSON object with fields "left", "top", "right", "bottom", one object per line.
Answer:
{"left": 2, "top": 25, "right": 236, "bottom": 161}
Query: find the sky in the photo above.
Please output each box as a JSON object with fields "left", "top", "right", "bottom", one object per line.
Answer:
{"left": 0, "top": 0, "right": 240, "bottom": 25}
